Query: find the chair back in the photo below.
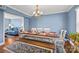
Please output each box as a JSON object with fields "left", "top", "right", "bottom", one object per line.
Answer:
{"left": 54, "top": 30, "right": 67, "bottom": 53}
{"left": 54, "top": 39, "right": 66, "bottom": 53}
{"left": 60, "top": 30, "right": 67, "bottom": 41}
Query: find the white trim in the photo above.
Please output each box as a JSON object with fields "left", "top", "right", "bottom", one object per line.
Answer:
{"left": 41, "top": 10, "right": 70, "bottom": 16}
{"left": 46, "top": 6, "right": 74, "bottom": 15}
{"left": 32, "top": 9, "right": 72, "bottom": 16}
{"left": 3, "top": 12, "right": 5, "bottom": 45}
{"left": 22, "top": 17, "right": 24, "bottom": 31}
{"left": 0, "top": 42, "right": 4, "bottom": 46}
{"left": 75, "top": 7, "right": 79, "bottom": 12}
{"left": 75, "top": 8, "right": 77, "bottom": 32}
{"left": 76, "top": 8, "right": 79, "bottom": 32}
{"left": 66, "top": 5, "right": 74, "bottom": 12}
{"left": 3, "top": 47, "right": 15, "bottom": 53}
{"left": 0, "top": 12, "right": 5, "bottom": 46}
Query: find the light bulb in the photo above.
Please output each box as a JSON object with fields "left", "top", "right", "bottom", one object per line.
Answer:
{"left": 33, "top": 11, "right": 35, "bottom": 14}
{"left": 37, "top": 10, "right": 40, "bottom": 13}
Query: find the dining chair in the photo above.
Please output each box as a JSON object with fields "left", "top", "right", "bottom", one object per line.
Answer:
{"left": 54, "top": 30, "right": 67, "bottom": 53}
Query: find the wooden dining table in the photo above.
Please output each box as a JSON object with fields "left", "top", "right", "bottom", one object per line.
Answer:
{"left": 20, "top": 31, "right": 59, "bottom": 39}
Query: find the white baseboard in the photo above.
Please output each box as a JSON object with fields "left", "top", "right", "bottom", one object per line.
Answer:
{"left": 0, "top": 42, "right": 4, "bottom": 46}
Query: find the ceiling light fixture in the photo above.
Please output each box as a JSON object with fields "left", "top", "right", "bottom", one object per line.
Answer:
{"left": 33, "top": 5, "right": 43, "bottom": 16}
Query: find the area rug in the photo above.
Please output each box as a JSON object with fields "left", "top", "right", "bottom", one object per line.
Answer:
{"left": 4, "top": 41, "right": 53, "bottom": 53}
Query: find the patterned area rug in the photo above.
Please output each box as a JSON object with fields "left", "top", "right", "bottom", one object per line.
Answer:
{"left": 4, "top": 41, "right": 53, "bottom": 53}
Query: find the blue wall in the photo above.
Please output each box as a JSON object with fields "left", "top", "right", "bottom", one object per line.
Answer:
{"left": 68, "top": 6, "right": 76, "bottom": 33}
{"left": 0, "top": 9, "right": 4, "bottom": 44}
{"left": 4, "top": 5, "right": 78, "bottom": 34}
{"left": 68, "top": 5, "right": 79, "bottom": 33}
{"left": 29, "top": 12, "right": 68, "bottom": 33}
{"left": 0, "top": 6, "right": 30, "bottom": 45}
{"left": 29, "top": 6, "right": 79, "bottom": 33}
{"left": 4, "top": 6, "right": 30, "bottom": 31}
{"left": 4, "top": 19, "right": 10, "bottom": 30}
{"left": 5, "top": 19, "right": 24, "bottom": 28}
{"left": 24, "top": 17, "right": 30, "bottom": 31}
{"left": 5, "top": 6, "right": 77, "bottom": 33}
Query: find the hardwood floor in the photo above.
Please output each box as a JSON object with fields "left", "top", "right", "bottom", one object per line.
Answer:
{"left": 20, "top": 38, "right": 54, "bottom": 49}
{"left": 0, "top": 36, "right": 19, "bottom": 53}
{"left": 0, "top": 36, "right": 54, "bottom": 53}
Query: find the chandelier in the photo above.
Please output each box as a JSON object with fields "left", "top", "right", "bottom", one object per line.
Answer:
{"left": 33, "top": 5, "right": 43, "bottom": 16}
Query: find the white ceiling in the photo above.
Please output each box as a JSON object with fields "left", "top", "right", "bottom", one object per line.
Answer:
{"left": 4, "top": 12, "right": 24, "bottom": 19}
{"left": 8, "top": 5, "right": 73, "bottom": 16}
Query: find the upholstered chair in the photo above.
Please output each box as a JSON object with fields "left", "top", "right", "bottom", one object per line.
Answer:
{"left": 54, "top": 39, "right": 66, "bottom": 53}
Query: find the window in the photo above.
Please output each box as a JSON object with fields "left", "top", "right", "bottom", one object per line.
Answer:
{"left": 4, "top": 12, "right": 24, "bottom": 31}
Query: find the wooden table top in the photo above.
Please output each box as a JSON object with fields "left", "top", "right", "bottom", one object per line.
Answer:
{"left": 20, "top": 32, "right": 59, "bottom": 39}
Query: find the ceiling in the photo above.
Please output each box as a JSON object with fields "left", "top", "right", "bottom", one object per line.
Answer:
{"left": 4, "top": 12, "right": 24, "bottom": 19}
{"left": 8, "top": 5, "right": 73, "bottom": 16}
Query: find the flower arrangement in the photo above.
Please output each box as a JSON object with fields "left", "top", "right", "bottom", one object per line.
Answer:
{"left": 69, "top": 32, "right": 76, "bottom": 42}
{"left": 69, "top": 32, "right": 79, "bottom": 47}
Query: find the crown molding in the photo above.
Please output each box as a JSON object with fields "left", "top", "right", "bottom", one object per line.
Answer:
{"left": 66, "top": 5, "right": 74, "bottom": 12}
{"left": 6, "top": 5, "right": 74, "bottom": 16}
{"left": 7, "top": 5, "right": 30, "bottom": 16}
